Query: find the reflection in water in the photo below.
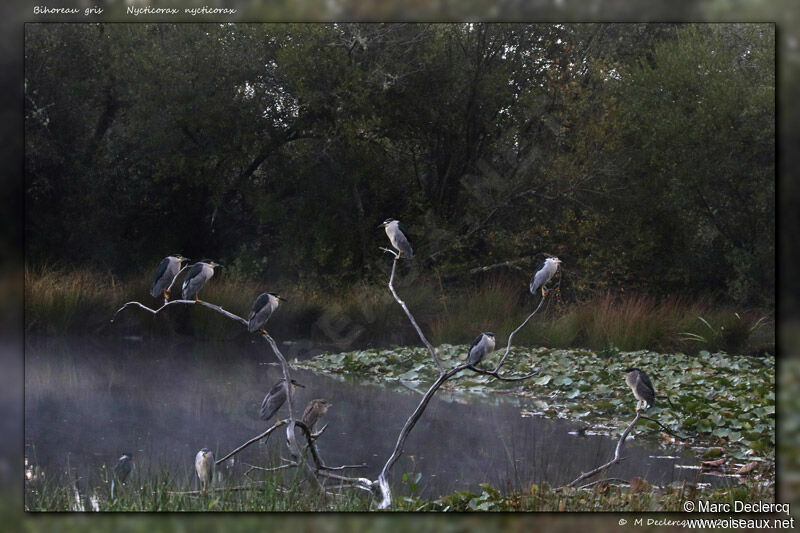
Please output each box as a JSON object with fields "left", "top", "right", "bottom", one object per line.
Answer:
{"left": 25, "top": 337, "right": 729, "bottom": 502}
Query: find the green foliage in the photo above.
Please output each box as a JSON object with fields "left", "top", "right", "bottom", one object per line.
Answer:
{"left": 299, "top": 344, "right": 776, "bottom": 462}
{"left": 25, "top": 23, "right": 774, "bottom": 306}
{"left": 679, "top": 313, "right": 769, "bottom": 354}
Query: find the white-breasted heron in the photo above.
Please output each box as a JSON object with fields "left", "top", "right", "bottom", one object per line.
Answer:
{"left": 624, "top": 368, "right": 656, "bottom": 411}
{"left": 150, "top": 255, "right": 189, "bottom": 300}
{"left": 181, "top": 260, "right": 221, "bottom": 301}
{"left": 248, "top": 292, "right": 286, "bottom": 334}
{"left": 530, "top": 257, "right": 562, "bottom": 297}
{"left": 467, "top": 332, "right": 496, "bottom": 367}
{"left": 379, "top": 219, "right": 413, "bottom": 259}
{"left": 260, "top": 378, "right": 305, "bottom": 425}
{"left": 195, "top": 448, "right": 214, "bottom": 494}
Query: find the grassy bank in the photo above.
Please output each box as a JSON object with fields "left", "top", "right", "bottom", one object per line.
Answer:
{"left": 25, "top": 470, "right": 772, "bottom": 512}
{"left": 25, "top": 266, "right": 774, "bottom": 355}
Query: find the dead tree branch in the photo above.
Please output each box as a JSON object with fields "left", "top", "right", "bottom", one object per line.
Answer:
{"left": 374, "top": 255, "right": 550, "bottom": 509}
{"left": 383, "top": 250, "right": 444, "bottom": 373}
{"left": 564, "top": 411, "right": 642, "bottom": 488}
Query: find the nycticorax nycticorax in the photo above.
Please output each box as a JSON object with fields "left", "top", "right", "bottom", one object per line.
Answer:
{"left": 150, "top": 255, "right": 189, "bottom": 301}
{"left": 260, "top": 378, "right": 305, "bottom": 424}
{"left": 530, "top": 257, "right": 562, "bottom": 297}
{"left": 624, "top": 368, "right": 656, "bottom": 411}
{"left": 379, "top": 219, "right": 413, "bottom": 259}
{"left": 248, "top": 292, "right": 286, "bottom": 334}
{"left": 301, "top": 398, "right": 332, "bottom": 433}
{"left": 181, "top": 260, "right": 221, "bottom": 301}
{"left": 111, "top": 452, "right": 133, "bottom": 499}
{"left": 467, "top": 332, "right": 496, "bottom": 367}
{"left": 195, "top": 448, "right": 214, "bottom": 494}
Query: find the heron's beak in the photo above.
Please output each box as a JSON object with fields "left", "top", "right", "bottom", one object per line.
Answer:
{"left": 278, "top": 296, "right": 288, "bottom": 302}
{"left": 291, "top": 381, "right": 305, "bottom": 388}
{"left": 377, "top": 223, "right": 385, "bottom": 228}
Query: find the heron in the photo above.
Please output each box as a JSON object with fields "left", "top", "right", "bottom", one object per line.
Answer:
{"left": 379, "top": 219, "right": 413, "bottom": 259}
{"left": 181, "top": 260, "right": 221, "bottom": 301}
{"left": 248, "top": 292, "right": 287, "bottom": 335}
{"left": 111, "top": 452, "right": 133, "bottom": 499}
{"left": 624, "top": 368, "right": 656, "bottom": 411}
{"left": 530, "top": 257, "right": 562, "bottom": 297}
{"left": 195, "top": 448, "right": 214, "bottom": 494}
{"left": 260, "top": 378, "right": 305, "bottom": 425}
{"left": 467, "top": 332, "right": 496, "bottom": 367}
{"left": 301, "top": 398, "right": 332, "bottom": 433}
{"left": 150, "top": 255, "right": 189, "bottom": 301}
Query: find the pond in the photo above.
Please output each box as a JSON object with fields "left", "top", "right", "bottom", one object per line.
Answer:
{"left": 25, "top": 337, "right": 732, "bottom": 503}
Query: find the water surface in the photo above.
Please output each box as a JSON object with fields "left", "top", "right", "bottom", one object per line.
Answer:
{"left": 25, "top": 337, "right": 729, "bottom": 502}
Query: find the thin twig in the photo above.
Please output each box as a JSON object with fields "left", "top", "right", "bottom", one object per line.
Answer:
{"left": 564, "top": 411, "right": 641, "bottom": 488}
{"left": 493, "top": 291, "right": 548, "bottom": 372}
{"left": 468, "top": 365, "right": 538, "bottom": 382}
{"left": 639, "top": 414, "right": 691, "bottom": 441}
{"left": 576, "top": 478, "right": 631, "bottom": 491}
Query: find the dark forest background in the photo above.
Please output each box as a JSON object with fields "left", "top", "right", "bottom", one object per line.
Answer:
{"left": 24, "top": 23, "right": 774, "bottom": 308}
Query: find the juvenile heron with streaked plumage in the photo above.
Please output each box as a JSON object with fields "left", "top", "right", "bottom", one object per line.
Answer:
{"left": 260, "top": 378, "right": 305, "bottom": 425}
{"left": 624, "top": 367, "right": 656, "bottom": 411}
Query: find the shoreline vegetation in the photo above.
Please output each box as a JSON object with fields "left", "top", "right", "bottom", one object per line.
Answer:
{"left": 25, "top": 266, "right": 774, "bottom": 357}
{"left": 25, "top": 472, "right": 772, "bottom": 512}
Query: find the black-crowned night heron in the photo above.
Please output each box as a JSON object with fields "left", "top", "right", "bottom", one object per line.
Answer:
{"left": 260, "top": 378, "right": 305, "bottom": 424}
{"left": 111, "top": 452, "right": 133, "bottom": 499}
{"left": 530, "top": 257, "right": 562, "bottom": 297}
{"left": 248, "top": 292, "right": 286, "bottom": 334}
{"left": 624, "top": 368, "right": 656, "bottom": 411}
{"left": 181, "top": 260, "right": 221, "bottom": 301}
{"left": 150, "top": 255, "right": 189, "bottom": 301}
{"left": 467, "top": 332, "right": 496, "bottom": 367}
{"left": 301, "top": 398, "right": 332, "bottom": 433}
{"left": 379, "top": 218, "right": 413, "bottom": 259}
{"left": 195, "top": 448, "right": 214, "bottom": 494}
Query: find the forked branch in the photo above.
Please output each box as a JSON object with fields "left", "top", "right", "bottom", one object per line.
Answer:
{"left": 564, "top": 411, "right": 642, "bottom": 488}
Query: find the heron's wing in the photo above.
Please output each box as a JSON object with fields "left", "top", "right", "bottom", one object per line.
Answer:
{"left": 248, "top": 293, "right": 270, "bottom": 321}
{"left": 259, "top": 381, "right": 287, "bottom": 420}
{"left": 151, "top": 257, "right": 170, "bottom": 287}
{"left": 394, "top": 229, "right": 413, "bottom": 258}
{"left": 637, "top": 372, "right": 656, "bottom": 404}
{"left": 469, "top": 334, "right": 484, "bottom": 350}
{"left": 530, "top": 264, "right": 549, "bottom": 293}
{"left": 182, "top": 263, "right": 203, "bottom": 289}
{"left": 301, "top": 401, "right": 314, "bottom": 426}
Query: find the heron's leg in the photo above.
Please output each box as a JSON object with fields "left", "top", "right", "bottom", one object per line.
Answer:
{"left": 162, "top": 289, "right": 170, "bottom": 302}
{"left": 541, "top": 287, "right": 548, "bottom": 297}
{"left": 259, "top": 328, "right": 268, "bottom": 336}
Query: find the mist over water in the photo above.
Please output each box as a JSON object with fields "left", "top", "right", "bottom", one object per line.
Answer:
{"left": 25, "top": 337, "right": 727, "bottom": 501}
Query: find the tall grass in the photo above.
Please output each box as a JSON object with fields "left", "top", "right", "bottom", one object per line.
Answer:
{"left": 24, "top": 267, "right": 774, "bottom": 355}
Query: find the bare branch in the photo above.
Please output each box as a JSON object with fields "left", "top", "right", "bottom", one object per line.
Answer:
{"left": 492, "top": 291, "right": 548, "bottom": 372}
{"left": 564, "top": 411, "right": 641, "bottom": 488}
{"left": 111, "top": 298, "right": 247, "bottom": 326}
{"left": 576, "top": 478, "right": 631, "bottom": 491}
{"left": 216, "top": 421, "right": 285, "bottom": 465}
{"left": 386, "top": 257, "right": 444, "bottom": 374}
